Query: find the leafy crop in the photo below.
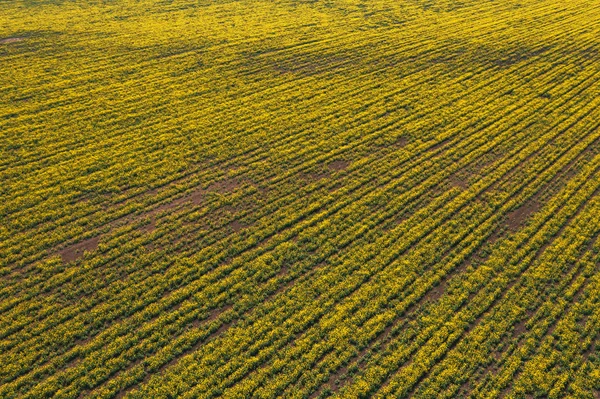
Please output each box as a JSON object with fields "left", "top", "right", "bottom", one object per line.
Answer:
{"left": 1, "top": 0, "right": 600, "bottom": 398}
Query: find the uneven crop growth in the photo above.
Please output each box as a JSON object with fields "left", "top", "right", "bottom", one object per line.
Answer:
{"left": 1, "top": 0, "right": 600, "bottom": 398}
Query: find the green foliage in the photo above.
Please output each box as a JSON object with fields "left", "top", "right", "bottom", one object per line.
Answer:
{"left": 1, "top": 0, "right": 600, "bottom": 398}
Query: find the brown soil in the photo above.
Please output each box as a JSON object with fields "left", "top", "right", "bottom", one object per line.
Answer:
{"left": 390, "top": 213, "right": 409, "bottom": 228}
{"left": 209, "top": 320, "right": 232, "bottom": 340}
{"left": 144, "top": 242, "right": 163, "bottom": 252}
{"left": 189, "top": 188, "right": 203, "bottom": 205}
{"left": 229, "top": 220, "right": 244, "bottom": 232}
{"left": 513, "top": 319, "right": 527, "bottom": 337}
{"left": 328, "top": 160, "right": 350, "bottom": 171}
{"left": 392, "top": 137, "right": 408, "bottom": 149}
{"left": 448, "top": 174, "right": 468, "bottom": 189}
{"left": 222, "top": 205, "right": 236, "bottom": 214}
{"left": 139, "top": 219, "right": 156, "bottom": 233}
{"left": 59, "top": 236, "right": 100, "bottom": 263}
{"left": 208, "top": 304, "right": 233, "bottom": 321}
{"left": 424, "top": 281, "right": 446, "bottom": 302}
{"left": 208, "top": 177, "right": 239, "bottom": 193}
{"left": 513, "top": 310, "right": 533, "bottom": 337}
{"left": 0, "top": 37, "right": 25, "bottom": 44}
{"left": 506, "top": 200, "right": 540, "bottom": 231}
{"left": 584, "top": 340, "right": 596, "bottom": 360}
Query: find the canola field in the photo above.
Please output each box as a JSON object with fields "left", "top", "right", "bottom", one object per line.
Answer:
{"left": 2, "top": 0, "right": 600, "bottom": 398}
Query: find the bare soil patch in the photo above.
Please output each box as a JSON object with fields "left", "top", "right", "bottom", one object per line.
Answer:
{"left": 506, "top": 199, "right": 540, "bottom": 231}
{"left": 394, "top": 136, "right": 408, "bottom": 148}
{"left": 448, "top": 174, "right": 468, "bottom": 189}
{"left": 513, "top": 319, "right": 527, "bottom": 337}
{"left": 277, "top": 265, "right": 289, "bottom": 277}
{"left": 584, "top": 340, "right": 596, "bottom": 360}
{"left": 513, "top": 310, "right": 533, "bottom": 338}
{"left": 0, "top": 37, "right": 25, "bottom": 44}
{"left": 208, "top": 320, "right": 232, "bottom": 340}
{"left": 59, "top": 236, "right": 100, "bottom": 263}
{"left": 328, "top": 160, "right": 350, "bottom": 171}
{"left": 229, "top": 220, "right": 244, "bottom": 232}
{"left": 208, "top": 304, "right": 233, "bottom": 321}
{"left": 222, "top": 205, "right": 237, "bottom": 214}
{"left": 188, "top": 188, "right": 203, "bottom": 205}
{"left": 424, "top": 281, "right": 446, "bottom": 302}
{"left": 208, "top": 177, "right": 239, "bottom": 193}
{"left": 139, "top": 219, "right": 156, "bottom": 233}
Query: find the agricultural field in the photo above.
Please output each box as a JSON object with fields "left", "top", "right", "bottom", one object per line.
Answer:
{"left": 1, "top": 0, "right": 600, "bottom": 398}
